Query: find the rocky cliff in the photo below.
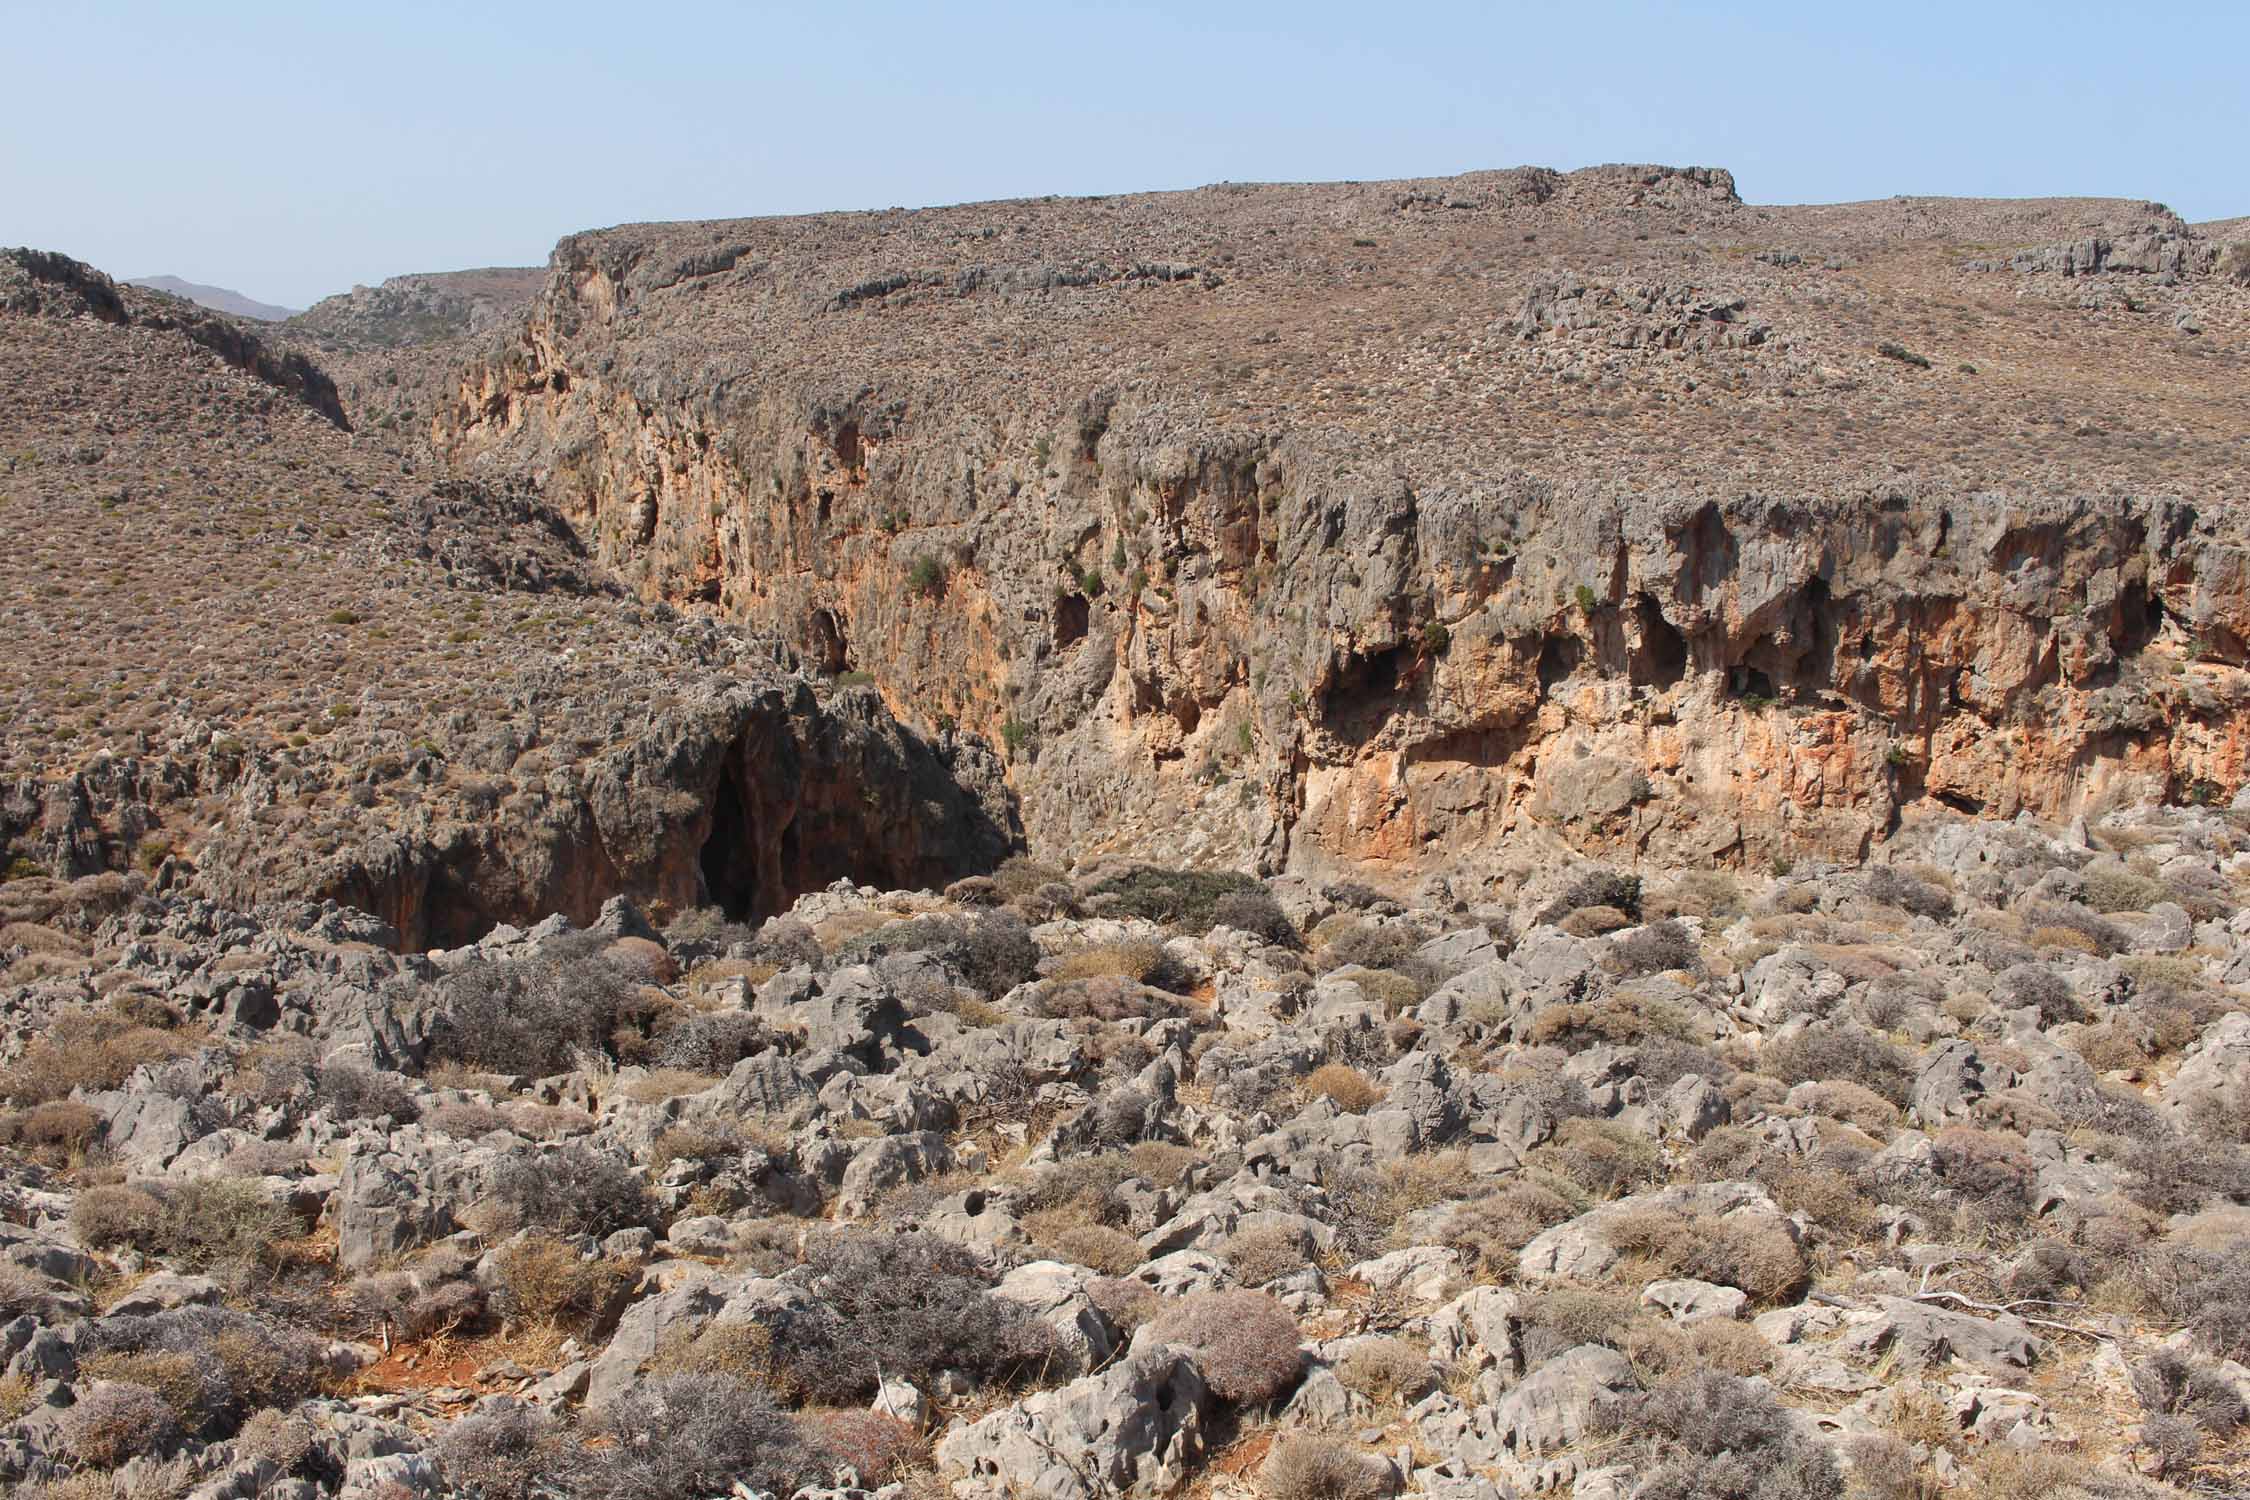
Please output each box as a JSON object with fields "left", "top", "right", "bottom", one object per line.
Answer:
{"left": 0, "top": 250, "right": 1013, "bottom": 947}
{"left": 436, "top": 166, "right": 2250, "bottom": 885}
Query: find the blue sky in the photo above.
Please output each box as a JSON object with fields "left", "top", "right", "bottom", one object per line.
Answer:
{"left": 5, "top": 0, "right": 2244, "bottom": 308}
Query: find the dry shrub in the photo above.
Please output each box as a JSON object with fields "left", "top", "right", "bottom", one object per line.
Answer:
{"left": 816, "top": 909, "right": 899, "bottom": 951}
{"left": 494, "top": 1235, "right": 636, "bottom": 1329}
{"left": 1444, "top": 1178, "right": 1576, "bottom": 1272}
{"left": 1528, "top": 989, "right": 1704, "bottom": 1051}
{"left": 686, "top": 957, "right": 779, "bottom": 997}
{"left": 1842, "top": 1432, "right": 1936, "bottom": 1500}
{"left": 806, "top": 1409, "right": 928, "bottom": 1486}
{"left": 1930, "top": 1127, "right": 2036, "bottom": 1214}
{"left": 615, "top": 1068, "right": 721, "bottom": 1105}
{"left": 1798, "top": 1080, "right": 1899, "bottom": 1134}
{"left": 432, "top": 1405, "right": 572, "bottom": 1500}
{"left": 589, "top": 1372, "right": 821, "bottom": 1500}
{"left": 1334, "top": 1336, "right": 1434, "bottom": 1404}
{"left": 1221, "top": 1224, "right": 1313, "bottom": 1286}
{"left": 1761, "top": 1163, "right": 1879, "bottom": 1243}
{"left": 74, "top": 1178, "right": 299, "bottom": 1274}
{"left": 1261, "top": 1435, "right": 1392, "bottom": 1500}
{"left": 1559, "top": 905, "right": 1633, "bottom": 937}
{"left": 1619, "top": 1316, "right": 1774, "bottom": 1383}
{"left": 1304, "top": 1062, "right": 1382, "bottom": 1114}
{"left": 0, "top": 1005, "right": 196, "bottom": 1105}
{"left": 1525, "top": 1117, "right": 1663, "bottom": 1200}
{"left": 1150, "top": 1289, "right": 1305, "bottom": 1403}
{"left": 1759, "top": 1023, "right": 1914, "bottom": 1106}
{"left": 1052, "top": 939, "right": 1171, "bottom": 983}
{"left": 1968, "top": 1449, "right": 2096, "bottom": 1500}
{"left": 1657, "top": 871, "right": 1744, "bottom": 921}
{"left": 1034, "top": 1220, "right": 1145, "bottom": 1278}
{"left": 1089, "top": 1275, "right": 1161, "bottom": 1334}
{"left": 57, "top": 1380, "right": 177, "bottom": 1466}
{"left": 994, "top": 855, "right": 1070, "bottom": 902}
{"left": 1611, "top": 919, "right": 1700, "bottom": 977}
{"left": 1345, "top": 967, "right": 1429, "bottom": 1016}
{"left": 426, "top": 1101, "right": 514, "bottom": 1139}
{"left": 1600, "top": 1207, "right": 1807, "bottom": 1304}
{"left": 0, "top": 1099, "right": 103, "bottom": 1165}
{"left": 1034, "top": 975, "right": 1187, "bottom": 1022}
{"left": 1597, "top": 1369, "right": 1841, "bottom": 1500}
{"left": 1521, "top": 1288, "right": 1639, "bottom": 1363}
{"left": 2080, "top": 863, "right": 2166, "bottom": 914}
{"left": 0, "top": 920, "right": 82, "bottom": 954}
{"left": 77, "top": 1348, "right": 203, "bottom": 1425}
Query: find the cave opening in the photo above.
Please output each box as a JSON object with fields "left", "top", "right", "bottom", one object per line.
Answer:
{"left": 2111, "top": 581, "right": 2167, "bottom": 659}
{"left": 1631, "top": 594, "right": 1687, "bottom": 688}
{"left": 699, "top": 766, "right": 760, "bottom": 922}
{"left": 1730, "top": 664, "right": 1778, "bottom": 701}
{"left": 808, "top": 609, "right": 850, "bottom": 674}
{"left": 1054, "top": 592, "right": 1089, "bottom": 649}
{"left": 1538, "top": 634, "right": 1583, "bottom": 693}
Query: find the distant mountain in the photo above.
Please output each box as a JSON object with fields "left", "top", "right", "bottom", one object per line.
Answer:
{"left": 286, "top": 267, "right": 546, "bottom": 349}
{"left": 126, "top": 275, "right": 300, "bottom": 322}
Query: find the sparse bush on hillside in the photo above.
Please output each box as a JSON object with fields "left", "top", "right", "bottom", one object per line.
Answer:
{"left": 57, "top": 1380, "right": 177, "bottom": 1467}
{"left": 1086, "top": 866, "right": 1264, "bottom": 929}
{"left": 590, "top": 1373, "right": 820, "bottom": 1500}
{"left": 1261, "top": 1435, "right": 1393, "bottom": 1500}
{"left": 1540, "top": 869, "right": 1643, "bottom": 924}
{"left": 1597, "top": 1369, "right": 1843, "bottom": 1500}
{"left": 1863, "top": 865, "right": 1954, "bottom": 920}
{"left": 1758, "top": 1023, "right": 1914, "bottom": 1107}
{"left": 314, "top": 1060, "right": 420, "bottom": 1122}
{"left": 1611, "top": 919, "right": 1699, "bottom": 977}
{"left": 427, "top": 935, "right": 649, "bottom": 1075}
{"left": 1992, "top": 964, "right": 2080, "bottom": 1025}
{"left": 434, "top": 1404, "right": 577, "bottom": 1500}
{"left": 1211, "top": 886, "right": 1299, "bottom": 946}
{"left": 486, "top": 1144, "right": 653, "bottom": 1238}
{"left": 0, "top": 1004, "right": 195, "bottom": 1106}
{"left": 759, "top": 1231, "right": 1058, "bottom": 1403}
{"left": 1150, "top": 1289, "right": 1305, "bottom": 1404}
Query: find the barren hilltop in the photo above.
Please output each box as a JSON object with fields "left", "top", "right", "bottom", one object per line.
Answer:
{"left": 2, "top": 165, "right": 2250, "bottom": 1500}
{"left": 439, "top": 165, "right": 2250, "bottom": 884}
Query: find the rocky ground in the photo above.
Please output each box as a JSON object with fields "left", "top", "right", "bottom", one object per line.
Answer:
{"left": 4, "top": 808, "right": 2250, "bottom": 1499}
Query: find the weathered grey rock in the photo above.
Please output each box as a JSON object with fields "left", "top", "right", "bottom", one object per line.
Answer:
{"left": 1640, "top": 1278, "right": 1746, "bottom": 1323}
{"left": 1836, "top": 1297, "right": 2043, "bottom": 1374}
{"left": 103, "top": 1271, "right": 223, "bottom": 1318}
{"left": 1484, "top": 1344, "right": 1636, "bottom": 1456}
{"left": 1910, "top": 1040, "right": 1990, "bottom": 1128}
{"left": 834, "top": 1130, "right": 952, "bottom": 1219}
{"left": 938, "top": 1348, "right": 1212, "bottom": 1500}
{"left": 996, "top": 1260, "right": 1120, "bottom": 1377}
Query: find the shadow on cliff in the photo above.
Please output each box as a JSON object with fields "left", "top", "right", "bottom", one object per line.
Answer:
{"left": 313, "top": 682, "right": 1018, "bottom": 950}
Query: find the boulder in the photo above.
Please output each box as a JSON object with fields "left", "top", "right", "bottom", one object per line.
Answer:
{"left": 938, "top": 1348, "right": 1212, "bottom": 1500}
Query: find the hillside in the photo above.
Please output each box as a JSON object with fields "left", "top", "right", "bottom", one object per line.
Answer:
{"left": 437, "top": 165, "right": 2250, "bottom": 888}
{"left": 0, "top": 248, "right": 1011, "bottom": 945}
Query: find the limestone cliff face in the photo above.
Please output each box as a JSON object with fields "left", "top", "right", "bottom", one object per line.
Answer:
{"left": 437, "top": 168, "right": 2250, "bottom": 887}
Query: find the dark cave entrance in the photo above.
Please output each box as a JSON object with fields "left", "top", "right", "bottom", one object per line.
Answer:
{"left": 1631, "top": 594, "right": 1688, "bottom": 688}
{"left": 699, "top": 766, "right": 760, "bottom": 921}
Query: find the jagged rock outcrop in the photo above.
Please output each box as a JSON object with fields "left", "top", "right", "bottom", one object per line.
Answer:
{"left": 437, "top": 166, "right": 2250, "bottom": 885}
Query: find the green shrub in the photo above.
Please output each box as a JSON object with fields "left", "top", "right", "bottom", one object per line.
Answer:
{"left": 906, "top": 553, "right": 948, "bottom": 599}
{"left": 1088, "top": 866, "right": 1264, "bottom": 929}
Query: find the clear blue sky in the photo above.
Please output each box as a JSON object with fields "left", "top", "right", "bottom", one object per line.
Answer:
{"left": 5, "top": 0, "right": 2244, "bottom": 308}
